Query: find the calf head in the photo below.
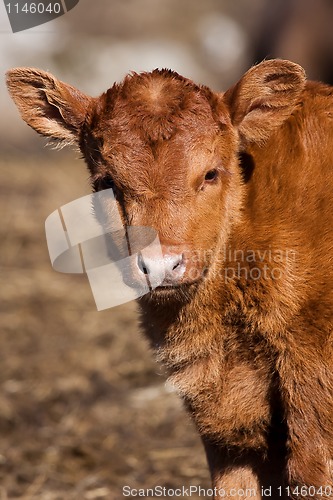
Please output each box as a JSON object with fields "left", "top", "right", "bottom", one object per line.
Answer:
{"left": 6, "top": 60, "right": 305, "bottom": 298}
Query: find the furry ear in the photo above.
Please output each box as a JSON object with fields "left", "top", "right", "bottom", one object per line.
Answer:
{"left": 6, "top": 67, "right": 92, "bottom": 146}
{"left": 224, "top": 59, "right": 306, "bottom": 145}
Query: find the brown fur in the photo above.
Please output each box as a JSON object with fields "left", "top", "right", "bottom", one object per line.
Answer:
{"left": 6, "top": 60, "right": 333, "bottom": 499}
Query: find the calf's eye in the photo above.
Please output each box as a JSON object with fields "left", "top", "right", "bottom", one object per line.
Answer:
{"left": 204, "top": 169, "right": 218, "bottom": 182}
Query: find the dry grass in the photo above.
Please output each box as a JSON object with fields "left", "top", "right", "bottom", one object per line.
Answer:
{"left": 0, "top": 152, "right": 210, "bottom": 499}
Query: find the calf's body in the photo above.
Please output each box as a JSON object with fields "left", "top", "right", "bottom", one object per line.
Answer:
{"left": 6, "top": 60, "right": 333, "bottom": 498}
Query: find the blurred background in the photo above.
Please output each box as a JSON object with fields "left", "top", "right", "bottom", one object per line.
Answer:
{"left": 1, "top": 0, "right": 332, "bottom": 498}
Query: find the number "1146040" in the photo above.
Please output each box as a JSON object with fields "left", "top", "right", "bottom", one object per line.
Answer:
{"left": 5, "top": 3, "right": 62, "bottom": 14}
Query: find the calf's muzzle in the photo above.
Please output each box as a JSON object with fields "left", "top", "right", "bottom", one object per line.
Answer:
{"left": 136, "top": 252, "right": 186, "bottom": 287}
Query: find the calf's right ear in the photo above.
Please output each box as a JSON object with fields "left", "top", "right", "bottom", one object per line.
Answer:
{"left": 224, "top": 59, "right": 306, "bottom": 145}
{"left": 6, "top": 67, "right": 92, "bottom": 146}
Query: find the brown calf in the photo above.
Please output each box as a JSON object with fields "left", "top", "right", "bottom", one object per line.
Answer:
{"left": 6, "top": 60, "right": 333, "bottom": 499}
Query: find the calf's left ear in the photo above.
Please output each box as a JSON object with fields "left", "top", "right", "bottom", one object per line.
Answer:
{"left": 224, "top": 59, "right": 306, "bottom": 144}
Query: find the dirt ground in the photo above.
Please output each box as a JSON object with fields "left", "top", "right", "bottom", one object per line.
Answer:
{"left": 0, "top": 150, "right": 210, "bottom": 499}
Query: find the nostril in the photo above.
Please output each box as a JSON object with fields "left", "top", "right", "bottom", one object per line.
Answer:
{"left": 167, "top": 254, "right": 185, "bottom": 278}
{"left": 137, "top": 253, "right": 149, "bottom": 275}
{"left": 171, "top": 255, "right": 184, "bottom": 271}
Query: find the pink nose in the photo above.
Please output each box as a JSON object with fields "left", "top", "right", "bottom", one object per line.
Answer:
{"left": 137, "top": 253, "right": 186, "bottom": 285}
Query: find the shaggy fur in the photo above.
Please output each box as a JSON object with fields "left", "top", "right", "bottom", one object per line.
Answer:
{"left": 6, "top": 60, "right": 333, "bottom": 499}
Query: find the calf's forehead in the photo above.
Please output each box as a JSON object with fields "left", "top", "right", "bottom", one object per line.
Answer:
{"left": 100, "top": 126, "right": 225, "bottom": 189}
{"left": 87, "top": 69, "right": 235, "bottom": 191}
